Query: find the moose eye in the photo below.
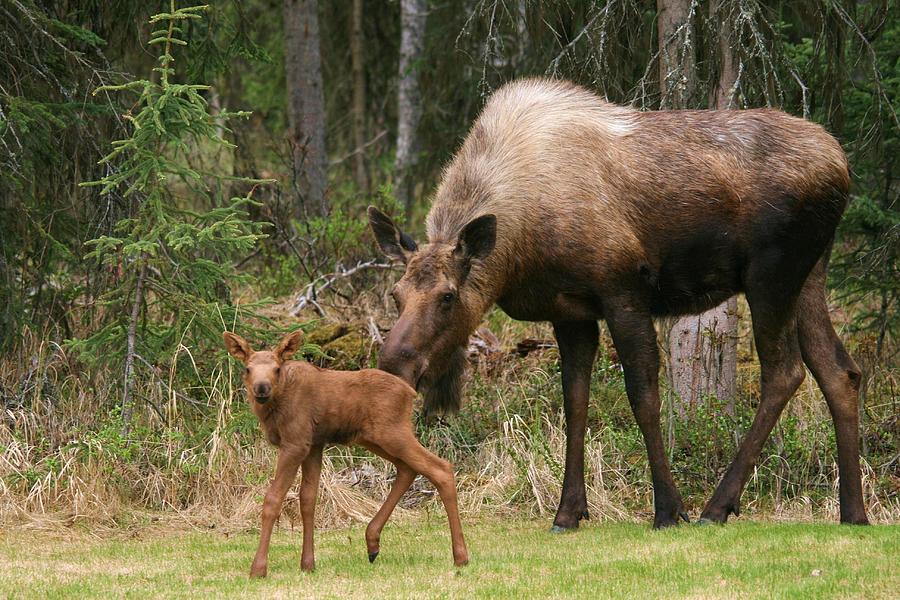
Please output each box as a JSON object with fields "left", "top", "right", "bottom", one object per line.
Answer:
{"left": 441, "top": 292, "right": 455, "bottom": 305}
{"left": 275, "top": 367, "right": 281, "bottom": 375}
{"left": 244, "top": 367, "right": 249, "bottom": 375}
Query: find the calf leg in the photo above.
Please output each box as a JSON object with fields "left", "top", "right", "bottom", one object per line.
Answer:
{"left": 379, "top": 434, "right": 469, "bottom": 566}
{"left": 360, "top": 443, "right": 417, "bottom": 562}
{"left": 551, "top": 320, "right": 599, "bottom": 531}
{"left": 701, "top": 295, "right": 805, "bottom": 523}
{"left": 604, "top": 301, "right": 688, "bottom": 528}
{"left": 299, "top": 445, "right": 324, "bottom": 571}
{"left": 797, "top": 264, "right": 869, "bottom": 524}
{"left": 250, "top": 446, "right": 307, "bottom": 578}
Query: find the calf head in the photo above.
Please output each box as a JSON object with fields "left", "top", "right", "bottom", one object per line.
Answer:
{"left": 368, "top": 206, "right": 496, "bottom": 414}
{"left": 223, "top": 331, "right": 304, "bottom": 404}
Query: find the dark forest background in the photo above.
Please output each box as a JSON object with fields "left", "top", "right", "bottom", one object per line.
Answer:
{"left": 0, "top": 1, "right": 897, "bottom": 524}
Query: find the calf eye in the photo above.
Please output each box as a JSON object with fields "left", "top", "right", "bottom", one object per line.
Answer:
{"left": 275, "top": 367, "right": 281, "bottom": 375}
{"left": 244, "top": 367, "right": 249, "bottom": 375}
{"left": 441, "top": 292, "right": 455, "bottom": 304}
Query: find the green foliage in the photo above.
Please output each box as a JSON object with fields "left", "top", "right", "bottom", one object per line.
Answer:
{"left": 68, "top": 2, "right": 270, "bottom": 390}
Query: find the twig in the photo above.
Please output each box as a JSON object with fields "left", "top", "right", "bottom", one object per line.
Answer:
{"left": 329, "top": 130, "right": 387, "bottom": 166}
{"left": 290, "top": 259, "right": 399, "bottom": 317}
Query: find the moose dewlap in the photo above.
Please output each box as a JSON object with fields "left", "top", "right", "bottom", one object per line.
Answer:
{"left": 223, "top": 330, "right": 468, "bottom": 578}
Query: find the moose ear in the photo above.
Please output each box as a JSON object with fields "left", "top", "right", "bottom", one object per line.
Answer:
{"left": 453, "top": 214, "right": 496, "bottom": 271}
{"left": 223, "top": 331, "right": 251, "bottom": 362}
{"left": 274, "top": 330, "right": 304, "bottom": 362}
{"left": 368, "top": 206, "right": 418, "bottom": 264}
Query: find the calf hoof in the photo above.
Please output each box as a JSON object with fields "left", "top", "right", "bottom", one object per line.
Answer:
{"left": 454, "top": 554, "right": 469, "bottom": 567}
{"left": 249, "top": 565, "right": 267, "bottom": 579}
{"left": 300, "top": 559, "right": 315, "bottom": 572}
{"left": 368, "top": 551, "right": 379, "bottom": 563}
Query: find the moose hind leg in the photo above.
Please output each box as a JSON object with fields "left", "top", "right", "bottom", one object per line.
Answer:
{"left": 701, "top": 294, "right": 805, "bottom": 523}
{"left": 605, "top": 302, "right": 688, "bottom": 528}
{"left": 797, "top": 265, "right": 869, "bottom": 524}
{"left": 551, "top": 320, "right": 599, "bottom": 531}
{"left": 360, "top": 442, "right": 417, "bottom": 562}
{"left": 381, "top": 434, "right": 469, "bottom": 566}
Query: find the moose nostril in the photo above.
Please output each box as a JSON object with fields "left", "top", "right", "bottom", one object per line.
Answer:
{"left": 254, "top": 384, "right": 271, "bottom": 397}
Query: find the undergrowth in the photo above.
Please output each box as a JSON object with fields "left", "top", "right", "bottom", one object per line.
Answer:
{"left": 2, "top": 308, "right": 898, "bottom": 531}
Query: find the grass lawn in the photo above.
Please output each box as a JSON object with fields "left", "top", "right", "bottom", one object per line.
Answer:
{"left": 1, "top": 518, "right": 897, "bottom": 599}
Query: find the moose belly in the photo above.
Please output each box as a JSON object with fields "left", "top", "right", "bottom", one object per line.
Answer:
{"left": 646, "top": 228, "right": 744, "bottom": 316}
{"left": 496, "top": 274, "right": 605, "bottom": 322}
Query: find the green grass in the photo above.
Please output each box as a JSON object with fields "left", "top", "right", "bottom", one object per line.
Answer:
{"left": 1, "top": 519, "right": 897, "bottom": 599}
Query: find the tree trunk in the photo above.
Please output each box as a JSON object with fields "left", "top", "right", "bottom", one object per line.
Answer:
{"left": 709, "top": 0, "right": 737, "bottom": 109}
{"left": 351, "top": 0, "right": 369, "bottom": 194}
{"left": 395, "top": 0, "right": 427, "bottom": 218}
{"left": 284, "top": 0, "right": 328, "bottom": 218}
{"left": 665, "top": 0, "right": 739, "bottom": 415}
{"left": 656, "top": 0, "right": 697, "bottom": 109}
{"left": 823, "top": 1, "right": 846, "bottom": 137}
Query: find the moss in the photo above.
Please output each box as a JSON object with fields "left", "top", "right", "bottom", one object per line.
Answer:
{"left": 322, "top": 331, "right": 372, "bottom": 370}
{"left": 305, "top": 322, "right": 350, "bottom": 347}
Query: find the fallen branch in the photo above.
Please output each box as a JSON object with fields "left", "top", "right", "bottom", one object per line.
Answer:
{"left": 290, "top": 259, "right": 399, "bottom": 317}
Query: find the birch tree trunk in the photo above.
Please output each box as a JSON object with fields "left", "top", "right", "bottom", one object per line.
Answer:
{"left": 395, "top": 0, "right": 427, "bottom": 218}
{"left": 667, "top": 0, "right": 739, "bottom": 415}
{"left": 284, "top": 0, "right": 328, "bottom": 218}
{"left": 351, "top": 0, "right": 369, "bottom": 194}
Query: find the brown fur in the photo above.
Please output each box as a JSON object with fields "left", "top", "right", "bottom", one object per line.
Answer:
{"left": 223, "top": 331, "right": 468, "bottom": 578}
{"left": 370, "top": 78, "right": 868, "bottom": 530}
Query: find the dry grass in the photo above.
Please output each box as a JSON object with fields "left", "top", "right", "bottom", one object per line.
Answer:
{"left": 1, "top": 301, "right": 898, "bottom": 534}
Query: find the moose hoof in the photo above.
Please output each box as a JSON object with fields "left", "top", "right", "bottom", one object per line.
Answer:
{"left": 839, "top": 512, "right": 870, "bottom": 526}
{"left": 653, "top": 509, "right": 688, "bottom": 529}
{"left": 549, "top": 525, "right": 571, "bottom": 534}
{"left": 368, "top": 551, "right": 379, "bottom": 563}
{"left": 699, "top": 503, "right": 739, "bottom": 524}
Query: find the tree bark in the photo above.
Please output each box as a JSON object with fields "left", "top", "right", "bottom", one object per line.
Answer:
{"left": 121, "top": 260, "right": 147, "bottom": 435}
{"left": 665, "top": 0, "right": 739, "bottom": 415}
{"left": 395, "top": 0, "right": 427, "bottom": 218}
{"left": 709, "top": 0, "right": 737, "bottom": 109}
{"left": 351, "top": 0, "right": 369, "bottom": 194}
{"left": 656, "top": 0, "right": 697, "bottom": 109}
{"left": 284, "top": 0, "right": 328, "bottom": 218}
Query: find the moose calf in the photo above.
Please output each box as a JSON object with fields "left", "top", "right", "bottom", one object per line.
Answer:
{"left": 223, "top": 330, "right": 468, "bottom": 578}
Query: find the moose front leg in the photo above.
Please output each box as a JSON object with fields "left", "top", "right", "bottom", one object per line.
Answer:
{"left": 551, "top": 320, "right": 599, "bottom": 531}
{"left": 605, "top": 302, "right": 688, "bottom": 528}
{"left": 250, "top": 447, "right": 306, "bottom": 578}
{"left": 299, "top": 445, "right": 324, "bottom": 572}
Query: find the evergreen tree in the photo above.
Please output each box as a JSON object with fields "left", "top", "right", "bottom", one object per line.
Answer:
{"left": 70, "top": 2, "right": 270, "bottom": 427}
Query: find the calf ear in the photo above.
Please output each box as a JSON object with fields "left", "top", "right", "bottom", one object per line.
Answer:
{"left": 453, "top": 214, "right": 496, "bottom": 275}
{"left": 223, "top": 332, "right": 251, "bottom": 362}
{"left": 275, "top": 330, "right": 304, "bottom": 362}
{"left": 368, "top": 206, "right": 418, "bottom": 263}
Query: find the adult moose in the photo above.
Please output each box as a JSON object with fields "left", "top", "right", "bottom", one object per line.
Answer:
{"left": 369, "top": 78, "right": 869, "bottom": 530}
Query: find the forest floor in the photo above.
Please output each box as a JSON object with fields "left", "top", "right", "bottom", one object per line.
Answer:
{"left": 2, "top": 518, "right": 897, "bottom": 599}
